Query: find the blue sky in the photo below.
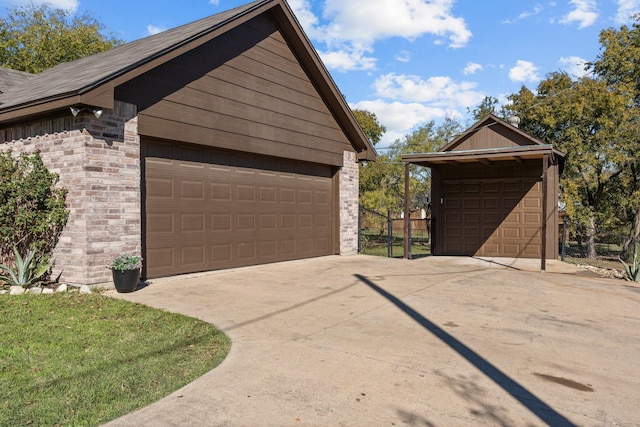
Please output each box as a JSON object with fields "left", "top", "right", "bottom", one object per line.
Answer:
{"left": 2, "top": 0, "right": 639, "bottom": 147}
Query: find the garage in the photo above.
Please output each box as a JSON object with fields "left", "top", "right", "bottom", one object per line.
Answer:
{"left": 144, "top": 139, "right": 335, "bottom": 278}
{"left": 0, "top": 0, "right": 377, "bottom": 285}
{"left": 402, "top": 114, "right": 564, "bottom": 267}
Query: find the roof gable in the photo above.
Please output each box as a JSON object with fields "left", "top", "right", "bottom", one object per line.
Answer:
{"left": 401, "top": 114, "right": 564, "bottom": 167}
{"left": 0, "top": 0, "right": 375, "bottom": 160}
{"left": 440, "top": 114, "right": 545, "bottom": 153}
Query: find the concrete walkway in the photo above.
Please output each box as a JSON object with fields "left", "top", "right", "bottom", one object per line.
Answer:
{"left": 104, "top": 255, "right": 640, "bottom": 426}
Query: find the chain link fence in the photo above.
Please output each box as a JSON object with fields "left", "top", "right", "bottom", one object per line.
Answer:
{"left": 560, "top": 217, "right": 638, "bottom": 274}
{"left": 358, "top": 206, "right": 431, "bottom": 259}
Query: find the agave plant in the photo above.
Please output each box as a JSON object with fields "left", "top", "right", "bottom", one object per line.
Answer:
{"left": 0, "top": 246, "right": 53, "bottom": 288}
{"left": 619, "top": 242, "right": 640, "bottom": 282}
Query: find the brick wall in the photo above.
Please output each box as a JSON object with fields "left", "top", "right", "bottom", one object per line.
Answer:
{"left": 1, "top": 101, "right": 141, "bottom": 284}
{"left": 339, "top": 150, "right": 359, "bottom": 255}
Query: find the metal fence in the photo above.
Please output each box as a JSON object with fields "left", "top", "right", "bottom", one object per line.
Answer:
{"left": 560, "top": 217, "right": 638, "bottom": 270}
{"left": 358, "top": 206, "right": 431, "bottom": 259}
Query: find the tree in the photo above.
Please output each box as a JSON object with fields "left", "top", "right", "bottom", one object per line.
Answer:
{"left": 0, "top": 4, "right": 123, "bottom": 73}
{"left": 507, "top": 72, "right": 630, "bottom": 258}
{"left": 358, "top": 118, "right": 462, "bottom": 216}
{"left": 353, "top": 109, "right": 386, "bottom": 145}
{"left": 468, "top": 95, "right": 500, "bottom": 121}
{"left": 588, "top": 16, "right": 640, "bottom": 255}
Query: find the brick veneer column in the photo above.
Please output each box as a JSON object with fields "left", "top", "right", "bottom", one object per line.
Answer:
{"left": 339, "top": 150, "right": 359, "bottom": 255}
{"left": 1, "top": 101, "right": 141, "bottom": 284}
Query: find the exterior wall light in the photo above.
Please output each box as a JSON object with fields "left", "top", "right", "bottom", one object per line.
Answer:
{"left": 70, "top": 106, "right": 103, "bottom": 119}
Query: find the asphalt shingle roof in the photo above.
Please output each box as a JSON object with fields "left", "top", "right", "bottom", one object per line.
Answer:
{"left": 0, "top": 0, "right": 266, "bottom": 110}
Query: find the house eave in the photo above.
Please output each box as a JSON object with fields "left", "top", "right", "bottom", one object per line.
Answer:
{"left": 403, "top": 144, "right": 565, "bottom": 167}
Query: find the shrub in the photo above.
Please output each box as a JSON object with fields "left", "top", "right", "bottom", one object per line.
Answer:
{"left": 0, "top": 246, "right": 54, "bottom": 288}
{"left": 0, "top": 151, "right": 68, "bottom": 278}
{"left": 620, "top": 242, "right": 640, "bottom": 282}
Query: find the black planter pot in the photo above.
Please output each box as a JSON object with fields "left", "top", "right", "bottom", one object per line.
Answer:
{"left": 111, "top": 268, "right": 141, "bottom": 293}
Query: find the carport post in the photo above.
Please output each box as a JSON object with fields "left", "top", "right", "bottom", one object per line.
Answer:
{"left": 404, "top": 162, "right": 410, "bottom": 259}
{"left": 541, "top": 153, "right": 549, "bottom": 273}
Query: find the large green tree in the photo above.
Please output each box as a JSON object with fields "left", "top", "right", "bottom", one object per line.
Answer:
{"left": 508, "top": 72, "right": 630, "bottom": 258}
{"left": 0, "top": 4, "right": 122, "bottom": 73}
{"left": 589, "top": 17, "right": 640, "bottom": 254}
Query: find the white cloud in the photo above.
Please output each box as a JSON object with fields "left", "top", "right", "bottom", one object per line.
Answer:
{"left": 373, "top": 73, "right": 485, "bottom": 109}
{"left": 147, "top": 25, "right": 167, "bottom": 36}
{"left": 318, "top": 46, "right": 377, "bottom": 72}
{"left": 288, "top": 0, "right": 320, "bottom": 33}
{"left": 356, "top": 72, "right": 486, "bottom": 147}
{"left": 209, "top": 0, "right": 220, "bottom": 5}
{"left": 560, "top": 0, "right": 598, "bottom": 28}
{"left": 395, "top": 50, "right": 411, "bottom": 63}
{"left": 509, "top": 60, "right": 541, "bottom": 83}
{"left": 615, "top": 0, "right": 640, "bottom": 24}
{"left": 558, "top": 56, "right": 589, "bottom": 78}
{"left": 318, "top": 0, "right": 471, "bottom": 48}
{"left": 463, "top": 62, "right": 483, "bottom": 75}
{"left": 290, "top": 0, "right": 472, "bottom": 71}
{"left": 502, "top": 5, "right": 544, "bottom": 24}
{"left": 351, "top": 99, "right": 457, "bottom": 147}
{"left": 2, "top": 0, "right": 77, "bottom": 11}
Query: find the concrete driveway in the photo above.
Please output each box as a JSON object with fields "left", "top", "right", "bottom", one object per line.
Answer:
{"left": 104, "top": 255, "right": 640, "bottom": 427}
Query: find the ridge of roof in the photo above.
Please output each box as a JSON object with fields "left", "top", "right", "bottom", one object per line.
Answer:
{"left": 0, "top": 0, "right": 269, "bottom": 110}
{"left": 0, "top": 67, "right": 35, "bottom": 92}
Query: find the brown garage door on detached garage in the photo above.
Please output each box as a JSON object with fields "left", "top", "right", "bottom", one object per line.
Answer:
{"left": 144, "top": 140, "right": 335, "bottom": 278}
{"left": 441, "top": 179, "right": 542, "bottom": 257}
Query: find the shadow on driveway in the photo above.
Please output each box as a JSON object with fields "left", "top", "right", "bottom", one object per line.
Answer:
{"left": 355, "top": 273, "right": 576, "bottom": 427}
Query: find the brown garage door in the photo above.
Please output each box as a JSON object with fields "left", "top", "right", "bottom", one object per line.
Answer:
{"left": 441, "top": 179, "right": 542, "bottom": 257}
{"left": 144, "top": 140, "right": 335, "bottom": 278}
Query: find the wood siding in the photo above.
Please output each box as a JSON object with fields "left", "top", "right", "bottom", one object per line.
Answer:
{"left": 116, "top": 13, "right": 351, "bottom": 167}
{"left": 448, "top": 125, "right": 537, "bottom": 151}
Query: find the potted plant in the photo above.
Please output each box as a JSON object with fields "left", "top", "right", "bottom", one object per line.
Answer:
{"left": 108, "top": 254, "right": 142, "bottom": 293}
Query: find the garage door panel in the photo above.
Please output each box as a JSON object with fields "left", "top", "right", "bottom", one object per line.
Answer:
{"left": 442, "top": 178, "right": 542, "bottom": 258}
{"left": 147, "top": 213, "right": 174, "bottom": 233}
{"left": 147, "top": 177, "right": 174, "bottom": 198}
{"left": 181, "top": 246, "right": 206, "bottom": 266}
{"left": 146, "top": 247, "right": 175, "bottom": 275}
{"left": 145, "top": 140, "right": 334, "bottom": 278}
{"left": 211, "top": 244, "right": 232, "bottom": 262}
{"left": 524, "top": 244, "right": 542, "bottom": 256}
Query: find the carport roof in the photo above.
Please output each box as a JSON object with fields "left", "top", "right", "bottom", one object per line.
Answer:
{"left": 402, "top": 144, "right": 564, "bottom": 167}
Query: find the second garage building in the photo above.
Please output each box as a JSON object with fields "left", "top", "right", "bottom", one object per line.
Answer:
{"left": 403, "top": 114, "right": 565, "bottom": 264}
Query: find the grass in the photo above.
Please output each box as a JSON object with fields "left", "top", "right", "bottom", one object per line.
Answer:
{"left": 361, "top": 242, "right": 431, "bottom": 258}
{"left": 0, "top": 292, "right": 230, "bottom": 426}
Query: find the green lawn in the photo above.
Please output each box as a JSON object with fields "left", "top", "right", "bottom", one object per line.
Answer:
{"left": 0, "top": 293, "right": 230, "bottom": 426}
{"left": 360, "top": 241, "right": 431, "bottom": 258}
